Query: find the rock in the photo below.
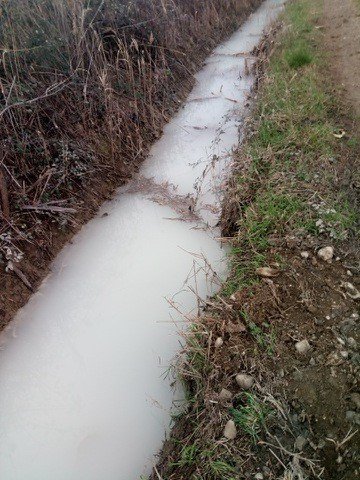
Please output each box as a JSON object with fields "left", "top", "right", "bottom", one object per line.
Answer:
{"left": 342, "top": 282, "right": 360, "bottom": 300}
{"left": 215, "top": 337, "right": 224, "bottom": 348}
{"left": 254, "top": 474, "right": 264, "bottom": 480}
{"left": 224, "top": 420, "right": 237, "bottom": 439}
{"left": 219, "top": 388, "right": 233, "bottom": 401}
{"left": 301, "top": 251, "right": 310, "bottom": 259}
{"left": 309, "top": 357, "right": 316, "bottom": 366}
{"left": 236, "top": 373, "right": 254, "bottom": 390}
{"left": 340, "top": 350, "right": 349, "bottom": 359}
{"left": 294, "top": 435, "right": 307, "bottom": 451}
{"left": 317, "top": 246, "right": 334, "bottom": 261}
{"left": 295, "top": 339, "right": 311, "bottom": 354}
{"left": 255, "top": 267, "right": 279, "bottom": 278}
{"left": 350, "top": 393, "right": 360, "bottom": 410}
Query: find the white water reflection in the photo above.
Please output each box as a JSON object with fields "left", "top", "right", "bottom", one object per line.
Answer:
{"left": 0, "top": 1, "right": 284, "bottom": 479}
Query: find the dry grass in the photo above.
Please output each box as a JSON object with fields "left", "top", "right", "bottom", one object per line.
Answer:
{"left": 0, "top": 0, "right": 259, "bottom": 272}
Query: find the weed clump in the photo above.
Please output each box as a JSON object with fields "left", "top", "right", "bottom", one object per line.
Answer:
{"left": 285, "top": 46, "right": 313, "bottom": 68}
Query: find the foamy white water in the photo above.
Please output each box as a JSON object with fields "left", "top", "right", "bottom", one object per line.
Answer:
{"left": 0, "top": 2, "right": 284, "bottom": 479}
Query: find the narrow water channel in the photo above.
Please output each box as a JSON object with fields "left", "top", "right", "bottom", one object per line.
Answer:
{"left": 0, "top": 2, "right": 284, "bottom": 479}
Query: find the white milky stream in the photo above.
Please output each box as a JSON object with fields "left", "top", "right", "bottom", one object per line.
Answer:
{"left": 0, "top": 2, "right": 284, "bottom": 479}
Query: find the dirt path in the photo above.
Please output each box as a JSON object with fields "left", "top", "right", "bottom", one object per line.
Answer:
{"left": 323, "top": 0, "right": 360, "bottom": 120}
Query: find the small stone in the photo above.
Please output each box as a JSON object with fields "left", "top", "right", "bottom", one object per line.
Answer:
{"left": 350, "top": 393, "right": 360, "bottom": 410}
{"left": 309, "top": 357, "right": 316, "bottom": 366}
{"left": 317, "top": 246, "right": 334, "bottom": 261}
{"left": 224, "top": 420, "right": 237, "bottom": 439}
{"left": 347, "top": 270, "right": 353, "bottom": 276}
{"left": 236, "top": 373, "right": 254, "bottom": 390}
{"left": 339, "top": 318, "right": 356, "bottom": 335}
{"left": 255, "top": 267, "right": 279, "bottom": 278}
{"left": 215, "top": 337, "right": 224, "bottom": 348}
{"left": 295, "top": 339, "right": 311, "bottom": 354}
{"left": 294, "top": 435, "right": 307, "bottom": 451}
{"left": 340, "top": 350, "right": 349, "bottom": 359}
{"left": 347, "top": 337, "right": 357, "bottom": 349}
{"left": 342, "top": 282, "right": 360, "bottom": 300}
{"left": 219, "top": 388, "right": 233, "bottom": 401}
{"left": 317, "top": 439, "right": 326, "bottom": 449}
{"left": 345, "top": 410, "right": 360, "bottom": 425}
{"left": 254, "top": 474, "right": 264, "bottom": 480}
{"left": 301, "top": 251, "right": 310, "bottom": 259}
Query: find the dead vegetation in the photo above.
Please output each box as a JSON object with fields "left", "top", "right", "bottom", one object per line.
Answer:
{"left": 0, "top": 0, "right": 261, "bottom": 328}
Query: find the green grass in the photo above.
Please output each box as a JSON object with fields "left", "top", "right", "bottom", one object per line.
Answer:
{"left": 286, "top": 46, "right": 313, "bottom": 68}
{"left": 171, "top": 443, "right": 236, "bottom": 478}
{"left": 222, "top": 0, "right": 358, "bottom": 297}
{"left": 230, "top": 393, "right": 271, "bottom": 442}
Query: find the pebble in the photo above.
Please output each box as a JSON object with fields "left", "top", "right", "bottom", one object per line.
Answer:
{"left": 350, "top": 393, "right": 360, "bottom": 410}
{"left": 219, "top": 388, "right": 233, "bottom": 401}
{"left": 340, "top": 350, "right": 349, "bottom": 359}
{"left": 236, "top": 373, "right": 254, "bottom": 390}
{"left": 317, "top": 246, "right": 334, "bottom": 261}
{"left": 346, "top": 410, "right": 360, "bottom": 425}
{"left": 215, "top": 337, "right": 224, "bottom": 348}
{"left": 317, "top": 439, "right": 326, "bottom": 449}
{"left": 347, "top": 337, "right": 357, "bottom": 349}
{"left": 301, "top": 251, "right": 310, "bottom": 259}
{"left": 339, "top": 318, "right": 356, "bottom": 335}
{"left": 294, "top": 435, "right": 307, "bottom": 451}
{"left": 309, "top": 357, "right": 316, "bottom": 366}
{"left": 224, "top": 420, "right": 237, "bottom": 440}
{"left": 342, "top": 282, "right": 360, "bottom": 300}
{"left": 254, "top": 474, "right": 264, "bottom": 480}
{"left": 295, "top": 339, "right": 311, "bottom": 354}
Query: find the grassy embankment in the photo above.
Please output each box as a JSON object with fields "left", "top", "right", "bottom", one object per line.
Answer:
{"left": 152, "top": 0, "right": 359, "bottom": 478}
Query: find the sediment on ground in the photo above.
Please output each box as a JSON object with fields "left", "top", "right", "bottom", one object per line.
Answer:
{"left": 0, "top": 0, "right": 261, "bottom": 329}
{"left": 152, "top": 1, "right": 360, "bottom": 479}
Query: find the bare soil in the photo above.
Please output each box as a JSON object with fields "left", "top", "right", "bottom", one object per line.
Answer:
{"left": 323, "top": 0, "right": 360, "bottom": 121}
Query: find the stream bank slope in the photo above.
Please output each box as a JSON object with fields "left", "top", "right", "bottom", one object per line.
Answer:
{"left": 152, "top": 1, "right": 360, "bottom": 478}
